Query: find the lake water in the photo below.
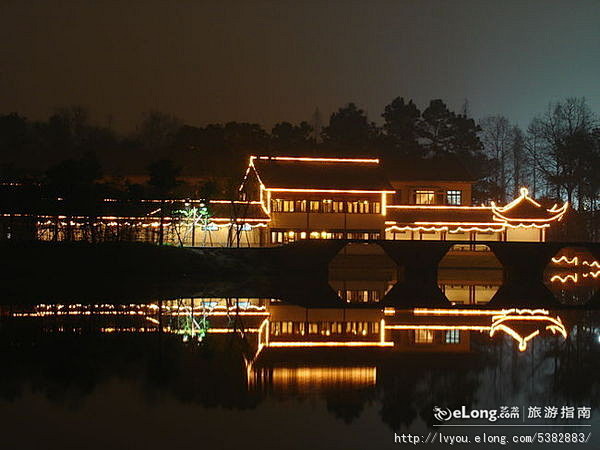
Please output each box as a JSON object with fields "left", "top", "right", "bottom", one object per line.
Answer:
{"left": 1, "top": 250, "right": 599, "bottom": 449}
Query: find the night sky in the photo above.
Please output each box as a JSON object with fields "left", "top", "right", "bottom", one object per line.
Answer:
{"left": 1, "top": 0, "right": 599, "bottom": 131}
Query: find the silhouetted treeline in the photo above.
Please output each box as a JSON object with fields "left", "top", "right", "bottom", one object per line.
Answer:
{"left": 1, "top": 97, "right": 599, "bottom": 238}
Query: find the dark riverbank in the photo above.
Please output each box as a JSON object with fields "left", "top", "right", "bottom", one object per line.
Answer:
{"left": 0, "top": 241, "right": 280, "bottom": 303}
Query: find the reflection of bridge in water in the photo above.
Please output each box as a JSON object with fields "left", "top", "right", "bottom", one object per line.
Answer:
{"left": 3, "top": 299, "right": 576, "bottom": 395}
{"left": 6, "top": 301, "right": 568, "bottom": 354}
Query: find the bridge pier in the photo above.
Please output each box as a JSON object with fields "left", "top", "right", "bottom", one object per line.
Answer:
{"left": 486, "top": 242, "right": 562, "bottom": 307}
{"left": 262, "top": 239, "right": 600, "bottom": 308}
{"left": 379, "top": 241, "right": 453, "bottom": 307}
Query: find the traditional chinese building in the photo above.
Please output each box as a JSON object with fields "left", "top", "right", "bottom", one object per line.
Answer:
{"left": 0, "top": 155, "right": 568, "bottom": 246}
{"left": 239, "top": 155, "right": 568, "bottom": 245}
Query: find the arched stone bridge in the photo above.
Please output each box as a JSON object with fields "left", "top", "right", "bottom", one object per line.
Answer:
{"left": 266, "top": 240, "right": 600, "bottom": 308}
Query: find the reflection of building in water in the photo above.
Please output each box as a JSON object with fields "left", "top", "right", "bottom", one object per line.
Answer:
{"left": 4, "top": 301, "right": 567, "bottom": 355}
{"left": 545, "top": 251, "right": 600, "bottom": 305}
{"left": 385, "top": 308, "right": 567, "bottom": 353}
{"left": 327, "top": 243, "right": 505, "bottom": 305}
{"left": 252, "top": 366, "right": 377, "bottom": 394}
{"left": 547, "top": 254, "right": 600, "bottom": 285}
{"left": 266, "top": 304, "right": 390, "bottom": 347}
{"left": 329, "top": 243, "right": 398, "bottom": 303}
{"left": 438, "top": 268, "right": 502, "bottom": 305}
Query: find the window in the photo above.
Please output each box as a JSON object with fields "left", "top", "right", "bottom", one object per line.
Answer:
{"left": 343, "top": 289, "right": 380, "bottom": 303}
{"left": 332, "top": 201, "right": 345, "bottom": 213}
{"left": 415, "top": 190, "right": 435, "bottom": 205}
{"left": 281, "top": 321, "right": 293, "bottom": 334}
{"left": 346, "top": 231, "right": 380, "bottom": 240}
{"left": 447, "top": 190, "right": 462, "bottom": 205}
{"left": 282, "top": 200, "right": 295, "bottom": 212}
{"left": 414, "top": 329, "right": 434, "bottom": 344}
{"left": 272, "top": 322, "right": 281, "bottom": 336}
{"left": 295, "top": 200, "right": 307, "bottom": 212}
{"left": 445, "top": 329, "right": 460, "bottom": 344}
{"left": 271, "top": 199, "right": 282, "bottom": 212}
{"left": 322, "top": 199, "right": 333, "bottom": 213}
{"left": 271, "top": 229, "right": 303, "bottom": 244}
{"left": 272, "top": 199, "right": 295, "bottom": 212}
{"left": 344, "top": 200, "right": 381, "bottom": 213}
{"left": 309, "top": 200, "right": 320, "bottom": 212}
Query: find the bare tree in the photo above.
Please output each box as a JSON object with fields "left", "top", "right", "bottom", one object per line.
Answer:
{"left": 510, "top": 125, "right": 526, "bottom": 197}
{"left": 527, "top": 97, "right": 596, "bottom": 205}
{"left": 479, "top": 115, "right": 514, "bottom": 201}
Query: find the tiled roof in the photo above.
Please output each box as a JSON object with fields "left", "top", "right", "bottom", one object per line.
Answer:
{"left": 251, "top": 157, "right": 395, "bottom": 191}
{"left": 491, "top": 189, "right": 568, "bottom": 223}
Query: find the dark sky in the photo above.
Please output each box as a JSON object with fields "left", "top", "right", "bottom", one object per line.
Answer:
{"left": 1, "top": 0, "right": 599, "bottom": 132}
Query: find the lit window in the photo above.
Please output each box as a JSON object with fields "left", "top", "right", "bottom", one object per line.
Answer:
{"left": 322, "top": 199, "right": 333, "bottom": 213}
{"left": 445, "top": 329, "right": 460, "bottom": 344}
{"left": 415, "top": 329, "right": 434, "bottom": 343}
{"left": 272, "top": 322, "right": 281, "bottom": 336}
{"left": 282, "top": 321, "right": 293, "bottom": 334}
{"left": 309, "top": 200, "right": 320, "bottom": 212}
{"left": 272, "top": 199, "right": 282, "bottom": 212}
{"left": 415, "top": 190, "right": 435, "bottom": 205}
{"left": 332, "top": 201, "right": 344, "bottom": 213}
{"left": 295, "top": 200, "right": 307, "bottom": 212}
{"left": 282, "top": 200, "right": 295, "bottom": 212}
{"left": 447, "top": 190, "right": 462, "bottom": 205}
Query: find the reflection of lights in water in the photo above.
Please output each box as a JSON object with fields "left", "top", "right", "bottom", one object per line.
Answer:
{"left": 550, "top": 251, "right": 600, "bottom": 291}
{"left": 551, "top": 273, "right": 579, "bottom": 283}
{"left": 386, "top": 325, "right": 490, "bottom": 331}
{"left": 10, "top": 302, "right": 570, "bottom": 353}
{"left": 550, "top": 270, "right": 600, "bottom": 284}
{"left": 267, "top": 341, "right": 394, "bottom": 347}
{"left": 550, "top": 254, "right": 600, "bottom": 285}
{"left": 489, "top": 309, "right": 567, "bottom": 352}
{"left": 394, "top": 308, "right": 568, "bottom": 352}
{"left": 269, "top": 367, "right": 376, "bottom": 390}
{"left": 414, "top": 308, "right": 509, "bottom": 316}
{"left": 549, "top": 254, "right": 600, "bottom": 285}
